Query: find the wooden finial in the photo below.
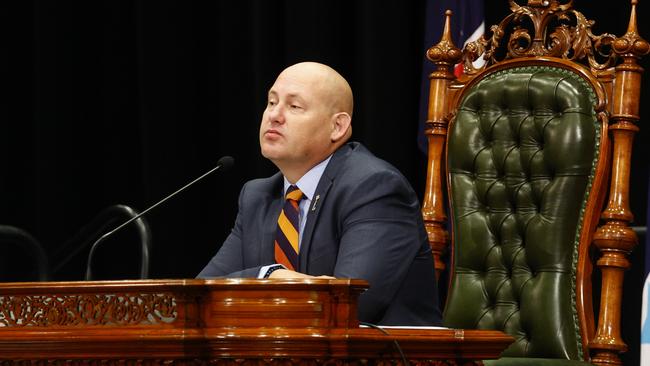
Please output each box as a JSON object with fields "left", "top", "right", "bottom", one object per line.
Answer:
{"left": 627, "top": 0, "right": 639, "bottom": 34}
{"left": 442, "top": 10, "right": 453, "bottom": 43}
{"left": 426, "top": 10, "right": 462, "bottom": 66}
{"left": 612, "top": 0, "right": 650, "bottom": 56}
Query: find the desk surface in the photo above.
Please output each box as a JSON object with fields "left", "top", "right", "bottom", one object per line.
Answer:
{"left": 0, "top": 279, "right": 513, "bottom": 364}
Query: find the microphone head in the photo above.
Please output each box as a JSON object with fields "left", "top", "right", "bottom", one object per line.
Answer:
{"left": 217, "top": 156, "right": 235, "bottom": 171}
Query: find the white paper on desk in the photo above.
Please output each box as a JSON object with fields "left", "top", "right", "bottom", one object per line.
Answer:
{"left": 359, "top": 325, "right": 448, "bottom": 330}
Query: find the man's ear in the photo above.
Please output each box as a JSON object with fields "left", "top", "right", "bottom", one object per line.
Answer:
{"left": 330, "top": 112, "right": 352, "bottom": 142}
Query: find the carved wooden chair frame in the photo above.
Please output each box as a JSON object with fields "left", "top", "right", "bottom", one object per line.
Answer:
{"left": 421, "top": 1, "right": 648, "bottom": 364}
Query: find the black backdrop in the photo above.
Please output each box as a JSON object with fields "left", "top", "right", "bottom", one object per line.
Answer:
{"left": 2, "top": 1, "right": 649, "bottom": 363}
{"left": 0, "top": 0, "right": 430, "bottom": 277}
{"left": 3, "top": 0, "right": 432, "bottom": 279}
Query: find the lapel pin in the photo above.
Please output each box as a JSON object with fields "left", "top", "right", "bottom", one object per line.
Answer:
{"left": 312, "top": 195, "right": 320, "bottom": 211}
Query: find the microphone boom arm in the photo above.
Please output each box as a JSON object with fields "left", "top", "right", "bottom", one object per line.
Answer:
{"left": 84, "top": 157, "right": 233, "bottom": 280}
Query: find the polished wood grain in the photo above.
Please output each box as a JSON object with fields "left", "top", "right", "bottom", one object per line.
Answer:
{"left": 422, "top": 1, "right": 647, "bottom": 364}
{"left": 591, "top": 4, "right": 649, "bottom": 363}
{"left": 0, "top": 279, "right": 512, "bottom": 364}
{"left": 422, "top": 10, "right": 460, "bottom": 280}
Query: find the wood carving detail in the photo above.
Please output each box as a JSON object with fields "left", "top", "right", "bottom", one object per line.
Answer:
{"left": 0, "top": 293, "right": 177, "bottom": 327}
{"left": 0, "top": 360, "right": 481, "bottom": 366}
{"left": 459, "top": 0, "right": 618, "bottom": 76}
{"left": 0, "top": 361, "right": 178, "bottom": 366}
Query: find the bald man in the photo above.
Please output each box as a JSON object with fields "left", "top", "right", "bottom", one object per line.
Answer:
{"left": 198, "top": 62, "right": 442, "bottom": 326}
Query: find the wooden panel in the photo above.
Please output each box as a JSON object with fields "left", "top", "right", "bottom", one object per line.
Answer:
{"left": 0, "top": 279, "right": 513, "bottom": 364}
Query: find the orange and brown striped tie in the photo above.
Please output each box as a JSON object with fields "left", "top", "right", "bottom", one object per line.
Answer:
{"left": 274, "top": 185, "right": 303, "bottom": 271}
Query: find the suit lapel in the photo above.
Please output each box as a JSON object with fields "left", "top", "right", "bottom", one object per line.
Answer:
{"left": 298, "top": 143, "right": 355, "bottom": 272}
{"left": 298, "top": 177, "right": 333, "bottom": 272}
{"left": 261, "top": 174, "right": 284, "bottom": 265}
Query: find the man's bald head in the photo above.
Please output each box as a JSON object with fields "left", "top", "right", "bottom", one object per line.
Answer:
{"left": 277, "top": 62, "right": 353, "bottom": 118}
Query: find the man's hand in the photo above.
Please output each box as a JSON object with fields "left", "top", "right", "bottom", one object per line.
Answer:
{"left": 268, "top": 269, "right": 335, "bottom": 279}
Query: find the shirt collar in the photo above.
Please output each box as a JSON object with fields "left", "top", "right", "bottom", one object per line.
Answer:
{"left": 283, "top": 155, "right": 332, "bottom": 200}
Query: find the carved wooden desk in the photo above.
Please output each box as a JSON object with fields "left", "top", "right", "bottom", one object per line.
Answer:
{"left": 0, "top": 279, "right": 512, "bottom": 365}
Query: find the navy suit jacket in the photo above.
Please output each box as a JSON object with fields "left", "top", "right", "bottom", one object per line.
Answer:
{"left": 198, "top": 142, "right": 442, "bottom": 325}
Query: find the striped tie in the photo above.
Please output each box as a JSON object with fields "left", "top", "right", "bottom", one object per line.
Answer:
{"left": 274, "top": 185, "right": 303, "bottom": 271}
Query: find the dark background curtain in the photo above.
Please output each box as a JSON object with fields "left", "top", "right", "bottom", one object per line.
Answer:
{"left": 1, "top": 1, "right": 648, "bottom": 363}
{"left": 3, "top": 0, "right": 432, "bottom": 279}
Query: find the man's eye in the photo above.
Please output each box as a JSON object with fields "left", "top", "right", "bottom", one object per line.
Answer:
{"left": 290, "top": 104, "right": 302, "bottom": 109}
{"left": 268, "top": 101, "right": 276, "bottom": 106}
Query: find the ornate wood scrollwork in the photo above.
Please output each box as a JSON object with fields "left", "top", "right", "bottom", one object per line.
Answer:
{"left": 458, "top": 0, "right": 619, "bottom": 77}
{"left": 0, "top": 293, "right": 177, "bottom": 327}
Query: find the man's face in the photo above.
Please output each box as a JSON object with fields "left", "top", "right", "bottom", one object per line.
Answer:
{"left": 259, "top": 68, "right": 334, "bottom": 172}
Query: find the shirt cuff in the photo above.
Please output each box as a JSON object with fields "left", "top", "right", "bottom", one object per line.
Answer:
{"left": 258, "top": 264, "right": 286, "bottom": 279}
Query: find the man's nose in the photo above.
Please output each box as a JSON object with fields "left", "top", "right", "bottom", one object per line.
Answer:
{"left": 268, "top": 105, "right": 285, "bottom": 124}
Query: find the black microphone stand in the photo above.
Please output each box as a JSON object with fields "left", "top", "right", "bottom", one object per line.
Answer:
{"left": 84, "top": 156, "right": 234, "bottom": 280}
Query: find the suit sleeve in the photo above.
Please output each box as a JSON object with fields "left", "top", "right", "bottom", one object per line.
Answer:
{"left": 196, "top": 183, "right": 264, "bottom": 279}
{"left": 332, "top": 169, "right": 428, "bottom": 322}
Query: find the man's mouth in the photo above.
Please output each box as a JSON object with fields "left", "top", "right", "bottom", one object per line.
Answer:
{"left": 265, "top": 129, "right": 282, "bottom": 138}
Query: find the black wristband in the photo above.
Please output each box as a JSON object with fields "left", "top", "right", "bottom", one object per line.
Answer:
{"left": 263, "top": 264, "right": 286, "bottom": 278}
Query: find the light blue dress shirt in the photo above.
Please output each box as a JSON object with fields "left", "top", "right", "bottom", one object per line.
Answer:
{"left": 258, "top": 155, "right": 332, "bottom": 278}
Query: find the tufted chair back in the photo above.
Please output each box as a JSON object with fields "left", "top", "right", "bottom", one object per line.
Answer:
{"left": 421, "top": 2, "right": 648, "bottom": 365}
{"left": 443, "top": 65, "right": 604, "bottom": 360}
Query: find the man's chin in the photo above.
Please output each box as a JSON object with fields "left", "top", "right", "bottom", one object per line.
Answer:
{"left": 260, "top": 147, "right": 284, "bottom": 162}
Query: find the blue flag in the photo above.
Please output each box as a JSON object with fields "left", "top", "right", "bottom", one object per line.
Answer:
{"left": 646, "top": 172, "right": 650, "bottom": 276}
{"left": 641, "top": 268, "right": 650, "bottom": 366}
{"left": 418, "top": 0, "right": 485, "bottom": 153}
{"left": 639, "top": 117, "right": 650, "bottom": 365}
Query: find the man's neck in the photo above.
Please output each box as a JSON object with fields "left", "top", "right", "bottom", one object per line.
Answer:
{"left": 283, "top": 156, "right": 333, "bottom": 201}
{"left": 279, "top": 157, "right": 331, "bottom": 184}
{"left": 276, "top": 159, "right": 325, "bottom": 184}
{"left": 275, "top": 143, "right": 345, "bottom": 182}
{"left": 282, "top": 164, "right": 315, "bottom": 184}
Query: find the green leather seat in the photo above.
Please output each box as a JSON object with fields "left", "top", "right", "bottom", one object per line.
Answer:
{"left": 443, "top": 66, "right": 601, "bottom": 365}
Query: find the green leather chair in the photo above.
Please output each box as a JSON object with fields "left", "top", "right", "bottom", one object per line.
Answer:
{"left": 444, "top": 65, "right": 604, "bottom": 365}
{"left": 421, "top": 1, "right": 648, "bottom": 365}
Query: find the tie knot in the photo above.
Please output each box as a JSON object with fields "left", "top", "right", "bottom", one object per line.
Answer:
{"left": 285, "top": 185, "right": 304, "bottom": 202}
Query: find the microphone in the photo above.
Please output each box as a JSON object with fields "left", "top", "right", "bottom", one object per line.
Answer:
{"left": 84, "top": 156, "right": 235, "bottom": 280}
